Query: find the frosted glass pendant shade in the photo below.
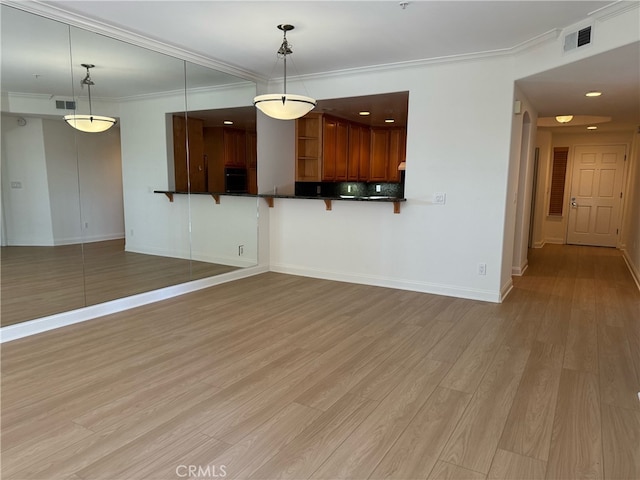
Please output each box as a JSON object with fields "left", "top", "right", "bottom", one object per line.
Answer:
{"left": 254, "top": 93, "right": 316, "bottom": 120}
{"left": 555, "top": 115, "right": 574, "bottom": 124}
{"left": 64, "top": 114, "right": 117, "bottom": 133}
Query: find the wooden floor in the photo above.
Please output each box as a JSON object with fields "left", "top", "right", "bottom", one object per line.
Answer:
{"left": 1, "top": 240, "right": 239, "bottom": 326}
{"left": 1, "top": 244, "right": 639, "bottom": 480}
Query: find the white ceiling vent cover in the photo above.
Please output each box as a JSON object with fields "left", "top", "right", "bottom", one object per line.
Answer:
{"left": 564, "top": 25, "right": 592, "bottom": 53}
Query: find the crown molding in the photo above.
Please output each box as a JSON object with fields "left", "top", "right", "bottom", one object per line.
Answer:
{"left": 4, "top": 0, "right": 636, "bottom": 88}
{"left": 588, "top": 0, "right": 639, "bottom": 22}
{"left": 1, "top": 0, "right": 265, "bottom": 84}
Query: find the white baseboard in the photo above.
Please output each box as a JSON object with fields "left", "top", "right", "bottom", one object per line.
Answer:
{"left": 0, "top": 265, "right": 269, "bottom": 343}
{"left": 533, "top": 241, "right": 545, "bottom": 248}
{"left": 76, "top": 233, "right": 125, "bottom": 244}
{"left": 269, "top": 263, "right": 502, "bottom": 303}
{"left": 544, "top": 238, "right": 565, "bottom": 245}
{"left": 125, "top": 244, "right": 257, "bottom": 268}
{"left": 512, "top": 261, "right": 529, "bottom": 276}
{"left": 621, "top": 249, "right": 640, "bottom": 292}
{"left": 500, "top": 278, "right": 514, "bottom": 301}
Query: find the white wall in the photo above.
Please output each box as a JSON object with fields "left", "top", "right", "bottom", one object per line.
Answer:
{"left": 1, "top": 115, "right": 55, "bottom": 245}
{"left": 505, "top": 87, "right": 538, "bottom": 282}
{"left": 256, "top": 111, "right": 295, "bottom": 195}
{"left": 264, "top": 55, "right": 515, "bottom": 302}
{"left": 119, "top": 94, "right": 191, "bottom": 258}
{"left": 75, "top": 125, "right": 125, "bottom": 243}
{"left": 621, "top": 131, "right": 640, "bottom": 286}
{"left": 41, "top": 118, "right": 83, "bottom": 244}
{"left": 532, "top": 130, "right": 553, "bottom": 247}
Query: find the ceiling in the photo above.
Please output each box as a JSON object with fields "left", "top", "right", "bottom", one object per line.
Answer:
{"left": 2, "top": 1, "right": 639, "bottom": 133}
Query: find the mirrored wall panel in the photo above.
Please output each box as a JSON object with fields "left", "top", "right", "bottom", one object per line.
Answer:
{"left": 183, "top": 61, "right": 259, "bottom": 272}
{"left": 1, "top": 7, "right": 85, "bottom": 324}
{"left": 0, "top": 5, "right": 258, "bottom": 327}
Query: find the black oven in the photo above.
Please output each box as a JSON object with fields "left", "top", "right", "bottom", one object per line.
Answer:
{"left": 224, "top": 168, "right": 247, "bottom": 193}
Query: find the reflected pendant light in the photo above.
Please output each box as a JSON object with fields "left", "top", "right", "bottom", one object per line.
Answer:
{"left": 64, "top": 64, "right": 117, "bottom": 133}
{"left": 555, "top": 115, "right": 574, "bottom": 124}
{"left": 253, "top": 24, "right": 316, "bottom": 120}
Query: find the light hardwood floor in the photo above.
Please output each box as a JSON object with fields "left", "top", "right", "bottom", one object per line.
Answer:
{"left": 1, "top": 239, "right": 239, "bottom": 326}
{"left": 1, "top": 244, "right": 639, "bottom": 480}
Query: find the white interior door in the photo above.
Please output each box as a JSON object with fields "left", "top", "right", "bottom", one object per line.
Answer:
{"left": 566, "top": 145, "right": 626, "bottom": 247}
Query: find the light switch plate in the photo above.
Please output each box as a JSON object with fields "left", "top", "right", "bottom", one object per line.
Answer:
{"left": 434, "top": 192, "right": 446, "bottom": 205}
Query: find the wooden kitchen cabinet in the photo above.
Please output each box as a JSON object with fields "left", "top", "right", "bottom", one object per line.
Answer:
{"left": 369, "top": 127, "right": 389, "bottom": 182}
{"left": 173, "top": 115, "right": 206, "bottom": 192}
{"left": 296, "top": 112, "right": 405, "bottom": 183}
{"left": 387, "top": 128, "right": 406, "bottom": 183}
{"left": 223, "top": 128, "right": 247, "bottom": 168}
{"left": 348, "top": 123, "right": 371, "bottom": 181}
{"left": 322, "top": 116, "right": 349, "bottom": 181}
{"left": 370, "top": 127, "right": 406, "bottom": 183}
{"left": 246, "top": 131, "right": 258, "bottom": 194}
{"left": 204, "top": 127, "right": 250, "bottom": 192}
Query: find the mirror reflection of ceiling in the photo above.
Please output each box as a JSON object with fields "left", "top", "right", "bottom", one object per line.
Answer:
{"left": 178, "top": 92, "right": 409, "bottom": 130}
{"left": 0, "top": 6, "right": 252, "bottom": 100}
{"left": 176, "top": 106, "right": 257, "bottom": 131}
{"left": 316, "top": 92, "right": 409, "bottom": 128}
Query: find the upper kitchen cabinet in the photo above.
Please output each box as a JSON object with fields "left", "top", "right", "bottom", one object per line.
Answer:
{"left": 295, "top": 91, "right": 408, "bottom": 185}
{"left": 296, "top": 115, "right": 406, "bottom": 183}
{"left": 370, "top": 127, "right": 406, "bottom": 182}
{"left": 348, "top": 123, "right": 371, "bottom": 181}
{"left": 322, "top": 115, "right": 349, "bottom": 182}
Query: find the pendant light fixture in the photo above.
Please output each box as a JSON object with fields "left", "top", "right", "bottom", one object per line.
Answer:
{"left": 253, "top": 24, "right": 316, "bottom": 120}
{"left": 64, "top": 64, "right": 117, "bottom": 133}
{"left": 555, "top": 115, "right": 574, "bottom": 124}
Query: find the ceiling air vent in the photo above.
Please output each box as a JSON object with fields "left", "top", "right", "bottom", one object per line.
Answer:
{"left": 564, "top": 25, "right": 592, "bottom": 53}
{"left": 55, "top": 100, "right": 76, "bottom": 110}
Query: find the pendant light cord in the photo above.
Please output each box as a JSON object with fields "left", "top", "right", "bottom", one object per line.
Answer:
{"left": 87, "top": 82, "right": 93, "bottom": 117}
{"left": 283, "top": 52, "right": 287, "bottom": 95}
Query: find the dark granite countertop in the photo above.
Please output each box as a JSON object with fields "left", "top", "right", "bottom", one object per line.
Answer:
{"left": 258, "top": 193, "right": 406, "bottom": 202}
{"left": 154, "top": 190, "right": 406, "bottom": 202}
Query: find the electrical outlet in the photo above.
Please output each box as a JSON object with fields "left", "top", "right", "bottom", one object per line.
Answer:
{"left": 478, "top": 263, "right": 487, "bottom": 276}
{"left": 10, "top": 181, "right": 22, "bottom": 189}
{"left": 348, "top": 185, "right": 352, "bottom": 193}
{"left": 376, "top": 184, "right": 381, "bottom": 193}
{"left": 238, "top": 245, "right": 244, "bottom": 256}
{"left": 434, "top": 192, "right": 446, "bottom": 205}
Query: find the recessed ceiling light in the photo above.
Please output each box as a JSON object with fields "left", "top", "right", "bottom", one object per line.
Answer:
{"left": 223, "top": 120, "right": 234, "bottom": 125}
{"left": 385, "top": 119, "right": 395, "bottom": 123}
{"left": 587, "top": 126, "right": 598, "bottom": 130}
{"left": 359, "top": 111, "right": 370, "bottom": 116}
{"left": 585, "top": 91, "right": 602, "bottom": 97}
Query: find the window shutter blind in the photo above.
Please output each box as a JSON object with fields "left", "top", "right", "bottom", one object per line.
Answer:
{"left": 548, "top": 147, "right": 569, "bottom": 216}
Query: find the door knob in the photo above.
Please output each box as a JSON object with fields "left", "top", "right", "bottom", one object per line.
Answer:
{"left": 571, "top": 197, "right": 577, "bottom": 207}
